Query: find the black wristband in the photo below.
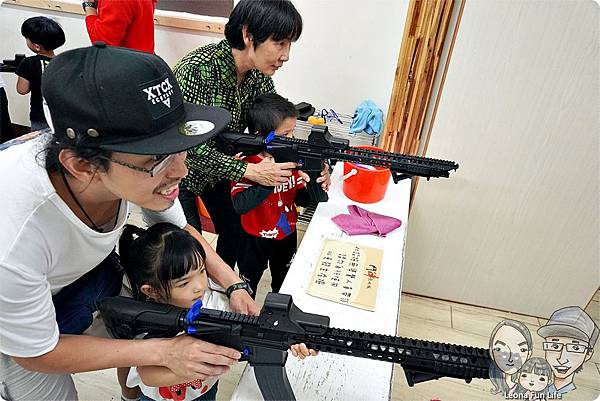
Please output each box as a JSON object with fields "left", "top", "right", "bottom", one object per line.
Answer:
{"left": 82, "top": 1, "right": 96, "bottom": 11}
{"left": 226, "top": 281, "right": 253, "bottom": 298}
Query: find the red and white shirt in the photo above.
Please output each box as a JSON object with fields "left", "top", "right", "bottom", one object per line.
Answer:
{"left": 231, "top": 154, "right": 305, "bottom": 240}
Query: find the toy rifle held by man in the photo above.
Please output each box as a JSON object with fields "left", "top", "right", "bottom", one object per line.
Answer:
{"left": 99, "top": 293, "right": 491, "bottom": 401}
{"left": 217, "top": 125, "right": 459, "bottom": 202}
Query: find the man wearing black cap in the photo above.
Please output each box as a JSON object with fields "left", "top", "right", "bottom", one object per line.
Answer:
{"left": 538, "top": 306, "right": 598, "bottom": 396}
{"left": 0, "top": 43, "right": 257, "bottom": 401}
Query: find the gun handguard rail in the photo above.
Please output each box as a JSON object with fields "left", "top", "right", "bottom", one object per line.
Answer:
{"left": 217, "top": 125, "right": 459, "bottom": 202}
{"left": 99, "top": 293, "right": 490, "bottom": 401}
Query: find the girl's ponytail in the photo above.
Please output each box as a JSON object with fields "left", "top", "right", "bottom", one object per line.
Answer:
{"left": 119, "top": 224, "right": 147, "bottom": 300}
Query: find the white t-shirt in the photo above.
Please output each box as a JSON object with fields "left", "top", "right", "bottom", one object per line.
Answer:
{"left": 0, "top": 135, "right": 187, "bottom": 357}
{"left": 127, "top": 290, "right": 230, "bottom": 401}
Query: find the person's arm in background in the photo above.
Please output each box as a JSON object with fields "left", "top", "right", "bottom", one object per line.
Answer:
{"left": 16, "top": 77, "right": 30, "bottom": 95}
{"left": 84, "top": 0, "right": 132, "bottom": 46}
{"left": 15, "top": 57, "right": 32, "bottom": 95}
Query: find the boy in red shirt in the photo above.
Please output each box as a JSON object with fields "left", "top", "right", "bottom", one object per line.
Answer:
{"left": 83, "top": 0, "right": 158, "bottom": 54}
{"left": 231, "top": 94, "right": 330, "bottom": 295}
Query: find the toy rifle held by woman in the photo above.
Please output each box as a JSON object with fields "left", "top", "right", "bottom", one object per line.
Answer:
{"left": 217, "top": 125, "right": 459, "bottom": 202}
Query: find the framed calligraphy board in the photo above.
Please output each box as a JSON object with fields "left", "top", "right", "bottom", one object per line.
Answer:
{"left": 307, "top": 239, "right": 383, "bottom": 311}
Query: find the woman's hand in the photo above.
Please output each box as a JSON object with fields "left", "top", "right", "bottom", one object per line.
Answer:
{"left": 244, "top": 157, "right": 297, "bottom": 187}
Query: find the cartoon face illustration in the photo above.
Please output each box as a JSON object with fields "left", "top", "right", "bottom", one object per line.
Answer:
{"left": 491, "top": 324, "right": 532, "bottom": 374}
{"left": 542, "top": 336, "right": 592, "bottom": 379}
{"left": 518, "top": 369, "right": 550, "bottom": 392}
{"left": 515, "top": 357, "right": 553, "bottom": 396}
{"left": 518, "top": 370, "right": 549, "bottom": 392}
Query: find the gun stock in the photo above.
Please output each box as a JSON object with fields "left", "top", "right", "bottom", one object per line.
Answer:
{"left": 99, "top": 293, "right": 490, "bottom": 401}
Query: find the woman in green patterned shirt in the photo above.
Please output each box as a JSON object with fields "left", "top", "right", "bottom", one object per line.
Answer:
{"left": 174, "top": 0, "right": 330, "bottom": 271}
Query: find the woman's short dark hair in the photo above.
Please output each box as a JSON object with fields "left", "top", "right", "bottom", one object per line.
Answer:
{"left": 119, "top": 223, "right": 207, "bottom": 301}
{"left": 248, "top": 93, "right": 298, "bottom": 135}
{"left": 21, "top": 16, "right": 66, "bottom": 51}
{"left": 225, "top": 0, "right": 302, "bottom": 50}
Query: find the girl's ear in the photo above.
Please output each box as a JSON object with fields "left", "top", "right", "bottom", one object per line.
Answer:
{"left": 140, "top": 284, "right": 161, "bottom": 301}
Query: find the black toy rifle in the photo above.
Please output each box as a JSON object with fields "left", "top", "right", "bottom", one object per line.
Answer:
{"left": 217, "top": 125, "right": 459, "bottom": 202}
{"left": 99, "top": 293, "right": 491, "bottom": 401}
{"left": 0, "top": 54, "right": 25, "bottom": 73}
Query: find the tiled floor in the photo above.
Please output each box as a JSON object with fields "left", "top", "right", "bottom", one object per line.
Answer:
{"left": 72, "top": 210, "right": 600, "bottom": 400}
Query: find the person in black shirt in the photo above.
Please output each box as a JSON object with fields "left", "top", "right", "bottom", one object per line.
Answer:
{"left": 16, "top": 16, "right": 65, "bottom": 132}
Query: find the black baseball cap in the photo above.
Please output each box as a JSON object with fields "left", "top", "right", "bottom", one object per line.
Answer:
{"left": 41, "top": 42, "right": 231, "bottom": 155}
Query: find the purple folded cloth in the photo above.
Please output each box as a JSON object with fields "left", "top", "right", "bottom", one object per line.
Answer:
{"left": 332, "top": 205, "right": 402, "bottom": 236}
{"left": 331, "top": 213, "right": 376, "bottom": 235}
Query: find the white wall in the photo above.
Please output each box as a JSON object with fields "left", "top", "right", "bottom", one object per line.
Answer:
{"left": 404, "top": 0, "right": 599, "bottom": 317}
{"left": 0, "top": 0, "right": 407, "bottom": 126}
{"left": 273, "top": 0, "right": 407, "bottom": 117}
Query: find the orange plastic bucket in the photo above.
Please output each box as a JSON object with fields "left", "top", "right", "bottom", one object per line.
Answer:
{"left": 342, "top": 146, "right": 391, "bottom": 203}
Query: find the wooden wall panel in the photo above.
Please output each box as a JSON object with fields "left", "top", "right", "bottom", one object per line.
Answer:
{"left": 382, "top": 0, "right": 454, "bottom": 155}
